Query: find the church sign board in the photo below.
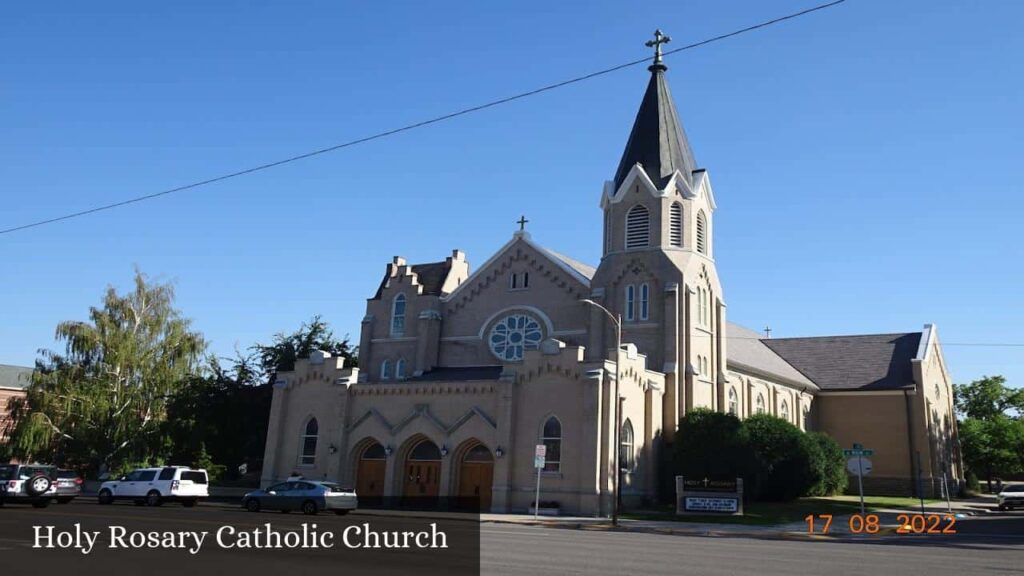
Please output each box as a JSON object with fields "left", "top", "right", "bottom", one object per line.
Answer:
{"left": 675, "top": 476, "right": 744, "bottom": 516}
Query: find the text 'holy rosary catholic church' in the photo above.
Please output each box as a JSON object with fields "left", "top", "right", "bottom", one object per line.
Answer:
{"left": 261, "top": 32, "right": 963, "bottom": 515}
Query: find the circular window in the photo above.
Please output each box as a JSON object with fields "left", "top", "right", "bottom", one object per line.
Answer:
{"left": 488, "top": 314, "right": 543, "bottom": 361}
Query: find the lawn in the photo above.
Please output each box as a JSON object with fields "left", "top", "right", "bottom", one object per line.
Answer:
{"left": 622, "top": 495, "right": 946, "bottom": 526}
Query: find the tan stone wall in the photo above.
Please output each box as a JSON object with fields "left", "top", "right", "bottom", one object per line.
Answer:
{"left": 816, "top": 393, "right": 914, "bottom": 493}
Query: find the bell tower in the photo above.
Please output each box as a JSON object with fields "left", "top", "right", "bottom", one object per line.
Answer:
{"left": 590, "top": 30, "right": 725, "bottom": 438}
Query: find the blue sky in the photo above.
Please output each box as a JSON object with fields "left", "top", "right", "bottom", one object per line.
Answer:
{"left": 2, "top": 0, "right": 1021, "bottom": 387}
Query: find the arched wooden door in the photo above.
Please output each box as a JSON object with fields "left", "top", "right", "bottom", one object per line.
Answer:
{"left": 402, "top": 440, "right": 441, "bottom": 499}
{"left": 356, "top": 442, "right": 386, "bottom": 503}
{"left": 458, "top": 444, "right": 494, "bottom": 511}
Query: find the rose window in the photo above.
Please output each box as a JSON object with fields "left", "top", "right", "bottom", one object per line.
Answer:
{"left": 488, "top": 314, "right": 543, "bottom": 361}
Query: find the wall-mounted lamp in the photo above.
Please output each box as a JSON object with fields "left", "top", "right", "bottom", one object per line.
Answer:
{"left": 440, "top": 445, "right": 449, "bottom": 457}
{"left": 328, "top": 445, "right": 338, "bottom": 455}
{"left": 495, "top": 447, "right": 504, "bottom": 458}
{"left": 384, "top": 445, "right": 393, "bottom": 457}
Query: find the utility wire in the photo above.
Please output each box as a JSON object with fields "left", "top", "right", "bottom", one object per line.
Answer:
{"left": 0, "top": 0, "right": 847, "bottom": 236}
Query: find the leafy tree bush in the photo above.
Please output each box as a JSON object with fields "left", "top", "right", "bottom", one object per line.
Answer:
{"left": 742, "top": 414, "right": 816, "bottom": 501}
{"left": 805, "top": 432, "right": 847, "bottom": 496}
{"left": 673, "top": 409, "right": 751, "bottom": 482}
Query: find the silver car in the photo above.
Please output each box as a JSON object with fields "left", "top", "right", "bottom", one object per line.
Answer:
{"left": 243, "top": 480, "right": 357, "bottom": 515}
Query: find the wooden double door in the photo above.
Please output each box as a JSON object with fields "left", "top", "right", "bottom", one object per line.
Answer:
{"left": 403, "top": 460, "right": 441, "bottom": 498}
{"left": 458, "top": 461, "right": 494, "bottom": 510}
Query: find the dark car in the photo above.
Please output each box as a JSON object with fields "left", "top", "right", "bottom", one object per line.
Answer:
{"left": 54, "top": 469, "right": 83, "bottom": 503}
{"left": 242, "top": 481, "right": 357, "bottom": 515}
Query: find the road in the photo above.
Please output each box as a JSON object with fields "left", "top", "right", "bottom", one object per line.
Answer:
{"left": 0, "top": 499, "right": 1021, "bottom": 575}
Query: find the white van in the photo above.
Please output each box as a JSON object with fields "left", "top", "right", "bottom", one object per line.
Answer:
{"left": 98, "top": 466, "right": 209, "bottom": 507}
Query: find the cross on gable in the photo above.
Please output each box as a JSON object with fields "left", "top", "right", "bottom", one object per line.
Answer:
{"left": 645, "top": 29, "right": 672, "bottom": 65}
{"left": 517, "top": 215, "right": 529, "bottom": 231}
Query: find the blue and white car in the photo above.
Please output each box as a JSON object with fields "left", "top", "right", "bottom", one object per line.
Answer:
{"left": 243, "top": 480, "right": 357, "bottom": 515}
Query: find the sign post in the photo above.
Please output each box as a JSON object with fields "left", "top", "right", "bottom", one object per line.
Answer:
{"left": 533, "top": 444, "right": 546, "bottom": 520}
{"left": 843, "top": 443, "right": 874, "bottom": 515}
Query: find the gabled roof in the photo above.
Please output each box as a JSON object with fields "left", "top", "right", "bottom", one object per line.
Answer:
{"left": 763, "top": 332, "right": 922, "bottom": 391}
{"left": 543, "top": 248, "right": 596, "bottom": 284}
{"left": 613, "top": 62, "right": 698, "bottom": 191}
{"left": 725, "top": 324, "right": 816, "bottom": 389}
{"left": 373, "top": 259, "right": 453, "bottom": 299}
{"left": 0, "top": 364, "right": 33, "bottom": 390}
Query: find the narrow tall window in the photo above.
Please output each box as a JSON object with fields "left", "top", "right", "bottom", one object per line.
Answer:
{"left": 391, "top": 294, "right": 406, "bottom": 335}
{"left": 755, "top": 393, "right": 766, "bottom": 414}
{"left": 781, "top": 400, "right": 790, "bottom": 421}
{"left": 395, "top": 358, "right": 406, "bottom": 380}
{"left": 728, "top": 387, "right": 739, "bottom": 415}
{"left": 381, "top": 359, "right": 391, "bottom": 380}
{"left": 523, "top": 272, "right": 529, "bottom": 288}
{"left": 625, "top": 285, "right": 635, "bottom": 321}
{"left": 640, "top": 283, "right": 649, "bottom": 320}
{"left": 620, "top": 419, "right": 635, "bottom": 472}
{"left": 541, "top": 416, "right": 562, "bottom": 472}
{"left": 696, "top": 210, "right": 708, "bottom": 255}
{"left": 669, "top": 202, "right": 683, "bottom": 247}
{"left": 510, "top": 273, "right": 518, "bottom": 289}
{"left": 604, "top": 211, "right": 612, "bottom": 254}
{"left": 300, "top": 418, "right": 318, "bottom": 466}
{"left": 625, "top": 205, "right": 650, "bottom": 249}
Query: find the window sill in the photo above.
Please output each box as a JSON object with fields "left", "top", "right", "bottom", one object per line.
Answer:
{"left": 541, "top": 471, "right": 563, "bottom": 479}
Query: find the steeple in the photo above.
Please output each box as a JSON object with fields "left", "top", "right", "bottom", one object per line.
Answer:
{"left": 612, "top": 30, "right": 698, "bottom": 191}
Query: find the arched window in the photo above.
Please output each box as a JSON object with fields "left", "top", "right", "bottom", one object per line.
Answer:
{"left": 409, "top": 439, "right": 441, "bottom": 461}
{"left": 669, "top": 202, "right": 683, "bottom": 247}
{"left": 391, "top": 294, "right": 407, "bottom": 336}
{"left": 728, "top": 387, "right": 739, "bottom": 415}
{"left": 625, "top": 205, "right": 650, "bottom": 249}
{"left": 780, "top": 399, "right": 790, "bottom": 421}
{"left": 300, "top": 418, "right": 318, "bottom": 466}
{"left": 362, "top": 442, "right": 387, "bottom": 460}
{"left": 395, "top": 358, "right": 406, "bottom": 380}
{"left": 696, "top": 210, "right": 708, "bottom": 255}
{"left": 625, "top": 285, "right": 635, "bottom": 321}
{"left": 604, "top": 211, "right": 612, "bottom": 254}
{"left": 380, "top": 359, "right": 391, "bottom": 380}
{"left": 541, "top": 416, "right": 562, "bottom": 472}
{"left": 640, "top": 283, "right": 650, "bottom": 321}
{"left": 620, "top": 419, "right": 635, "bottom": 472}
{"left": 755, "top": 393, "right": 766, "bottom": 414}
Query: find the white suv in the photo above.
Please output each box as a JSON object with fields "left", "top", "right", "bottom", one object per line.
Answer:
{"left": 98, "top": 466, "right": 209, "bottom": 507}
{"left": 997, "top": 484, "right": 1024, "bottom": 511}
{"left": 0, "top": 464, "right": 59, "bottom": 508}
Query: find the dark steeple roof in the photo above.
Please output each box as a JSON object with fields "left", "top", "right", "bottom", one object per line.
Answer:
{"left": 613, "top": 61, "right": 698, "bottom": 191}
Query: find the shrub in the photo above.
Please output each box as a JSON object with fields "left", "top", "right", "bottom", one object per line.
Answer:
{"left": 806, "top": 432, "right": 848, "bottom": 496}
{"left": 742, "top": 414, "right": 815, "bottom": 501}
{"left": 673, "top": 408, "right": 752, "bottom": 483}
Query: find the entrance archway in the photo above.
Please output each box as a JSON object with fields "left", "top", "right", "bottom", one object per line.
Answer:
{"left": 402, "top": 439, "right": 441, "bottom": 499}
{"left": 457, "top": 443, "right": 494, "bottom": 511}
{"left": 355, "top": 441, "right": 386, "bottom": 503}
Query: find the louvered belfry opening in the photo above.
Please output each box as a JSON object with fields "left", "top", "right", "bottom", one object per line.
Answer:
{"left": 625, "top": 205, "right": 650, "bottom": 249}
{"left": 696, "top": 210, "right": 707, "bottom": 254}
{"left": 669, "top": 202, "right": 683, "bottom": 247}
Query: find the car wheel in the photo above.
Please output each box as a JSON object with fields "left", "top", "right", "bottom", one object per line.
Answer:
{"left": 98, "top": 490, "right": 114, "bottom": 505}
{"left": 26, "top": 475, "right": 52, "bottom": 497}
{"left": 245, "top": 499, "right": 261, "bottom": 513}
{"left": 32, "top": 500, "right": 50, "bottom": 509}
{"left": 334, "top": 509, "right": 350, "bottom": 516}
{"left": 145, "top": 491, "right": 163, "bottom": 507}
{"left": 182, "top": 499, "right": 197, "bottom": 508}
{"left": 302, "top": 500, "right": 318, "bottom": 515}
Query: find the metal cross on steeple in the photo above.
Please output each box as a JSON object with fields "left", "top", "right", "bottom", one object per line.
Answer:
{"left": 517, "top": 215, "right": 529, "bottom": 231}
{"left": 645, "top": 29, "right": 672, "bottom": 66}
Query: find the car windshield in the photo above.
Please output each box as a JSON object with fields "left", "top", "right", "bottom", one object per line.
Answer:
{"left": 321, "top": 482, "right": 351, "bottom": 493}
{"left": 1004, "top": 485, "right": 1024, "bottom": 493}
{"left": 57, "top": 470, "right": 79, "bottom": 479}
{"left": 19, "top": 466, "right": 55, "bottom": 479}
{"left": 0, "top": 465, "right": 16, "bottom": 481}
{"left": 181, "top": 471, "right": 207, "bottom": 484}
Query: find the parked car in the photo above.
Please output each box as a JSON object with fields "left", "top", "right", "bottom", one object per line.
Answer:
{"left": 97, "top": 466, "right": 208, "bottom": 507}
{"left": 0, "top": 463, "right": 58, "bottom": 508}
{"left": 54, "top": 469, "right": 84, "bottom": 503}
{"left": 243, "top": 481, "right": 357, "bottom": 515}
{"left": 997, "top": 484, "right": 1024, "bottom": 511}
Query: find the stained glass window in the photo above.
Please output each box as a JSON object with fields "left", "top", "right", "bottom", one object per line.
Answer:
{"left": 489, "top": 314, "right": 543, "bottom": 361}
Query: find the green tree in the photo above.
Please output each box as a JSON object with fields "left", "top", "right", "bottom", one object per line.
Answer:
{"left": 6, "top": 271, "right": 205, "bottom": 475}
{"left": 955, "top": 376, "right": 1023, "bottom": 421}
{"left": 742, "top": 414, "right": 816, "bottom": 501}
{"left": 253, "top": 315, "right": 358, "bottom": 383}
{"left": 805, "top": 432, "right": 848, "bottom": 496}
{"left": 954, "top": 375, "right": 1023, "bottom": 490}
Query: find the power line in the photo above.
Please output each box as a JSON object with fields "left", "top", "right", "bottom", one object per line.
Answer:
{"left": 0, "top": 0, "right": 848, "bottom": 236}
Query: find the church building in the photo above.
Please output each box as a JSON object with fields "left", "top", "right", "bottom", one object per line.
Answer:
{"left": 260, "top": 34, "right": 963, "bottom": 515}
